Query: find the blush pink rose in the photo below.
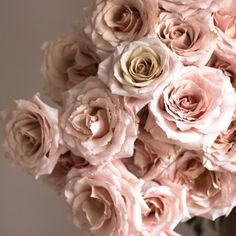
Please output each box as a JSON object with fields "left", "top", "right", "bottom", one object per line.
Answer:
{"left": 1, "top": 94, "right": 62, "bottom": 177}
{"left": 203, "top": 112, "right": 236, "bottom": 173}
{"left": 159, "top": 0, "right": 222, "bottom": 17}
{"left": 156, "top": 12, "right": 216, "bottom": 66}
{"left": 154, "top": 150, "right": 236, "bottom": 220}
{"left": 41, "top": 32, "right": 98, "bottom": 103}
{"left": 148, "top": 66, "right": 236, "bottom": 149}
{"left": 65, "top": 160, "right": 148, "bottom": 236}
{"left": 140, "top": 181, "right": 189, "bottom": 235}
{"left": 98, "top": 37, "right": 180, "bottom": 98}
{"left": 84, "top": 0, "right": 159, "bottom": 59}
{"left": 213, "top": 8, "right": 236, "bottom": 65}
{"left": 60, "top": 77, "right": 138, "bottom": 165}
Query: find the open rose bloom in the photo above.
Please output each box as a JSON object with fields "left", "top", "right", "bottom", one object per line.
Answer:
{"left": 2, "top": 0, "right": 236, "bottom": 235}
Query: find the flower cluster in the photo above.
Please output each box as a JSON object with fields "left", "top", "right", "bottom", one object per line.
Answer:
{"left": 2, "top": 0, "right": 236, "bottom": 235}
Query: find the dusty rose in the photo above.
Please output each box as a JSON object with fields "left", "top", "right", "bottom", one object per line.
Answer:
{"left": 154, "top": 150, "right": 236, "bottom": 220}
{"left": 65, "top": 160, "right": 148, "bottom": 236}
{"left": 84, "top": 0, "right": 159, "bottom": 59}
{"left": 207, "top": 53, "right": 236, "bottom": 89}
{"left": 98, "top": 37, "right": 180, "bottom": 98}
{"left": 60, "top": 77, "right": 138, "bottom": 165}
{"left": 148, "top": 66, "right": 236, "bottom": 149}
{"left": 41, "top": 32, "right": 98, "bottom": 103}
{"left": 203, "top": 112, "right": 236, "bottom": 173}
{"left": 156, "top": 12, "right": 216, "bottom": 66}
{"left": 45, "top": 150, "right": 89, "bottom": 194}
{"left": 140, "top": 181, "right": 189, "bottom": 235}
{"left": 1, "top": 94, "right": 62, "bottom": 177}
{"left": 159, "top": 0, "right": 222, "bottom": 17}
{"left": 213, "top": 8, "right": 236, "bottom": 64}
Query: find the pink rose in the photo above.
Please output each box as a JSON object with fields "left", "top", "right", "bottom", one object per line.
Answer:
{"left": 213, "top": 8, "right": 236, "bottom": 64}
{"left": 65, "top": 161, "right": 148, "bottom": 236}
{"left": 156, "top": 12, "right": 216, "bottom": 66}
{"left": 140, "top": 181, "right": 189, "bottom": 235}
{"left": 60, "top": 77, "right": 138, "bottom": 165}
{"left": 159, "top": 0, "right": 222, "bottom": 17}
{"left": 154, "top": 150, "right": 236, "bottom": 220}
{"left": 84, "top": 0, "right": 159, "bottom": 59}
{"left": 1, "top": 94, "right": 62, "bottom": 177}
{"left": 207, "top": 53, "right": 236, "bottom": 89}
{"left": 98, "top": 37, "right": 180, "bottom": 98}
{"left": 148, "top": 66, "right": 236, "bottom": 149}
{"left": 41, "top": 32, "right": 98, "bottom": 103}
{"left": 203, "top": 112, "right": 236, "bottom": 173}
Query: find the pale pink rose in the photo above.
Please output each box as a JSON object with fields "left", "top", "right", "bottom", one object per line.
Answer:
{"left": 98, "top": 37, "right": 180, "bottom": 98}
{"left": 203, "top": 112, "right": 236, "bottom": 173}
{"left": 84, "top": 0, "right": 159, "bottom": 60}
{"left": 136, "top": 230, "right": 181, "bottom": 236}
{"left": 159, "top": 0, "right": 222, "bottom": 17}
{"left": 45, "top": 150, "right": 89, "bottom": 194}
{"left": 156, "top": 12, "right": 216, "bottom": 66}
{"left": 65, "top": 160, "right": 148, "bottom": 236}
{"left": 213, "top": 9, "right": 236, "bottom": 64}
{"left": 207, "top": 53, "right": 236, "bottom": 89}
{"left": 41, "top": 32, "right": 98, "bottom": 103}
{"left": 1, "top": 94, "right": 62, "bottom": 177}
{"left": 123, "top": 129, "right": 179, "bottom": 179}
{"left": 60, "top": 77, "right": 138, "bottom": 165}
{"left": 140, "top": 181, "right": 189, "bottom": 235}
{"left": 148, "top": 66, "right": 236, "bottom": 149}
{"left": 154, "top": 150, "right": 236, "bottom": 220}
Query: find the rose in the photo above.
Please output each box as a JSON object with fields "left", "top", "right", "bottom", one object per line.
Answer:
{"left": 45, "top": 151, "right": 89, "bottom": 194}
{"left": 148, "top": 66, "right": 236, "bottom": 149}
{"left": 41, "top": 32, "right": 98, "bottom": 103}
{"left": 140, "top": 181, "right": 189, "bottom": 235}
{"left": 65, "top": 161, "right": 148, "bottom": 236}
{"left": 84, "top": 0, "right": 159, "bottom": 59}
{"left": 1, "top": 94, "right": 62, "bottom": 177}
{"left": 203, "top": 112, "right": 236, "bottom": 173}
{"left": 60, "top": 77, "right": 138, "bottom": 165}
{"left": 207, "top": 54, "right": 236, "bottom": 89}
{"left": 98, "top": 37, "right": 180, "bottom": 98}
{"left": 213, "top": 8, "right": 236, "bottom": 64}
{"left": 156, "top": 12, "right": 216, "bottom": 66}
{"left": 159, "top": 0, "right": 222, "bottom": 17}
{"left": 154, "top": 150, "right": 236, "bottom": 220}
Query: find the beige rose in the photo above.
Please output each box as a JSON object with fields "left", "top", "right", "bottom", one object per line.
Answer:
{"left": 156, "top": 12, "right": 216, "bottom": 66}
{"left": 84, "top": 0, "right": 159, "bottom": 59}
{"left": 155, "top": 150, "right": 236, "bottom": 220}
{"left": 1, "top": 94, "right": 62, "bottom": 177}
{"left": 65, "top": 161, "right": 148, "bottom": 236}
{"left": 41, "top": 32, "right": 98, "bottom": 103}
{"left": 60, "top": 77, "right": 138, "bottom": 165}
{"left": 203, "top": 112, "right": 236, "bottom": 173}
{"left": 98, "top": 37, "right": 180, "bottom": 98}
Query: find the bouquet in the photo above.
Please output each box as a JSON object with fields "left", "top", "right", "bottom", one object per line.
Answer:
{"left": 2, "top": 0, "right": 236, "bottom": 235}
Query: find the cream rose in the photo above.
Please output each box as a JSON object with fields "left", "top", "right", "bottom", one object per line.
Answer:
{"left": 154, "top": 150, "right": 236, "bottom": 220}
{"left": 98, "top": 37, "right": 180, "bottom": 98}
{"left": 1, "top": 94, "right": 62, "bottom": 177}
{"left": 140, "top": 181, "right": 189, "bottom": 235}
{"left": 148, "top": 66, "right": 236, "bottom": 149}
{"left": 203, "top": 112, "right": 236, "bottom": 173}
{"left": 65, "top": 161, "right": 148, "bottom": 236}
{"left": 156, "top": 12, "right": 216, "bottom": 66}
{"left": 60, "top": 77, "right": 138, "bottom": 165}
{"left": 41, "top": 32, "right": 98, "bottom": 103}
{"left": 84, "top": 0, "right": 159, "bottom": 59}
{"left": 159, "top": 0, "right": 222, "bottom": 17}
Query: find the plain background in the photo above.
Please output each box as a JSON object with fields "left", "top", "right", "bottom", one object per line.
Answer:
{"left": 0, "top": 1, "right": 215, "bottom": 235}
